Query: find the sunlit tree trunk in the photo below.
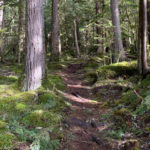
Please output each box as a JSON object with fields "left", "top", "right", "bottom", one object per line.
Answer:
{"left": 18, "top": 0, "right": 25, "bottom": 64}
{"left": 110, "top": 0, "right": 125, "bottom": 62}
{"left": 25, "top": 0, "right": 45, "bottom": 91}
{"left": 95, "top": 0, "right": 102, "bottom": 54}
{"left": 0, "top": 1, "right": 5, "bottom": 62}
{"left": 138, "top": 0, "right": 148, "bottom": 75}
{"left": 51, "top": 0, "right": 61, "bottom": 61}
{"left": 74, "top": 18, "right": 80, "bottom": 57}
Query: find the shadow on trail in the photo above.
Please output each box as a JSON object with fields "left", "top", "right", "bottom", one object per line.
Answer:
{"left": 58, "top": 63, "right": 139, "bottom": 150}
{"left": 58, "top": 63, "right": 113, "bottom": 150}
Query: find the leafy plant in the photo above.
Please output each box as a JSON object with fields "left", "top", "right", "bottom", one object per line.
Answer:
{"left": 30, "top": 131, "right": 60, "bottom": 150}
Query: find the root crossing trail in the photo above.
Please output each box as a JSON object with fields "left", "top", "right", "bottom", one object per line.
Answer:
{"left": 58, "top": 63, "right": 114, "bottom": 150}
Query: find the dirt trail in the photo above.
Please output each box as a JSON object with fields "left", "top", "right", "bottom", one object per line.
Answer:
{"left": 58, "top": 63, "right": 116, "bottom": 150}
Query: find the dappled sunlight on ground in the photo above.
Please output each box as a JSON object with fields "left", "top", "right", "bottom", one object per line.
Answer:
{"left": 58, "top": 90, "right": 99, "bottom": 105}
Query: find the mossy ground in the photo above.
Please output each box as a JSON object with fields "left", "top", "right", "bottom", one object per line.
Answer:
{"left": 0, "top": 58, "right": 149, "bottom": 149}
{"left": 0, "top": 63, "right": 67, "bottom": 149}
{"left": 83, "top": 57, "right": 150, "bottom": 148}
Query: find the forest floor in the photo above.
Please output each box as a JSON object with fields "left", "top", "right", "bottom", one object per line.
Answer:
{"left": 58, "top": 62, "right": 139, "bottom": 150}
{"left": 0, "top": 59, "right": 149, "bottom": 150}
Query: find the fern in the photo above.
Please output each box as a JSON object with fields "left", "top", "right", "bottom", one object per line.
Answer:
{"left": 30, "top": 131, "right": 60, "bottom": 150}
{"left": 135, "top": 91, "right": 150, "bottom": 115}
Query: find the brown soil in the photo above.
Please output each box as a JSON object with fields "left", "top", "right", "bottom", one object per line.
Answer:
{"left": 58, "top": 63, "right": 121, "bottom": 150}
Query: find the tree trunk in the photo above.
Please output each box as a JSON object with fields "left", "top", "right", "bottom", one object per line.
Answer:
{"left": 25, "top": 0, "right": 45, "bottom": 91}
{"left": 95, "top": 0, "right": 102, "bottom": 54}
{"left": 0, "top": 1, "right": 5, "bottom": 62}
{"left": 147, "top": 0, "right": 150, "bottom": 44}
{"left": 110, "top": 0, "right": 125, "bottom": 62}
{"left": 74, "top": 18, "right": 80, "bottom": 57}
{"left": 51, "top": 0, "right": 61, "bottom": 61}
{"left": 138, "top": 0, "right": 148, "bottom": 75}
{"left": 18, "top": 0, "right": 25, "bottom": 64}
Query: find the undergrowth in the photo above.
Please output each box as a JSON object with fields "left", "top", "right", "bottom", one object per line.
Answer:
{"left": 84, "top": 58, "right": 150, "bottom": 146}
{"left": 0, "top": 63, "right": 67, "bottom": 149}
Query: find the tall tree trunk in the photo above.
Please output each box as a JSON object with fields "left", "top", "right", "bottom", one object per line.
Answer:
{"left": 147, "top": 0, "right": 150, "bottom": 44}
{"left": 110, "top": 0, "right": 125, "bottom": 62}
{"left": 95, "top": 0, "right": 102, "bottom": 54}
{"left": 74, "top": 18, "right": 80, "bottom": 57}
{"left": 138, "top": 0, "right": 148, "bottom": 75}
{"left": 25, "top": 0, "right": 45, "bottom": 91}
{"left": 18, "top": 0, "right": 25, "bottom": 64}
{"left": 0, "top": 1, "right": 5, "bottom": 62}
{"left": 51, "top": 0, "right": 61, "bottom": 61}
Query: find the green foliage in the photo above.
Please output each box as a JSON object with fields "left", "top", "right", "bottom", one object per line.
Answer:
{"left": 0, "top": 75, "right": 17, "bottom": 84}
{"left": 15, "top": 103, "right": 27, "bottom": 112}
{"left": 97, "top": 61, "right": 137, "bottom": 80}
{"left": 84, "top": 71, "right": 98, "bottom": 85}
{"left": 0, "top": 64, "right": 67, "bottom": 149}
{"left": 0, "top": 132, "right": 16, "bottom": 150}
{"left": 43, "top": 74, "right": 66, "bottom": 90}
{"left": 0, "top": 121, "right": 8, "bottom": 129}
{"left": 113, "top": 108, "right": 132, "bottom": 128}
{"left": 9, "top": 120, "right": 37, "bottom": 142}
{"left": 22, "top": 110, "right": 62, "bottom": 128}
{"left": 30, "top": 131, "right": 59, "bottom": 150}
{"left": 108, "top": 129, "right": 125, "bottom": 139}
{"left": 9, "top": 121, "right": 60, "bottom": 150}
{"left": 116, "top": 91, "right": 141, "bottom": 110}
{"left": 135, "top": 90, "right": 150, "bottom": 115}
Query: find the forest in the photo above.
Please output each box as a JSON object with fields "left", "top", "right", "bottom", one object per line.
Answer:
{"left": 0, "top": 0, "right": 150, "bottom": 149}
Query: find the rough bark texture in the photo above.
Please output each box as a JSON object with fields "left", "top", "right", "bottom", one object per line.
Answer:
{"left": 18, "top": 0, "right": 25, "bottom": 63}
{"left": 0, "top": 1, "right": 4, "bottom": 62}
{"left": 147, "top": 0, "right": 150, "bottom": 44}
{"left": 51, "top": 0, "right": 61, "bottom": 61}
{"left": 74, "top": 18, "right": 80, "bottom": 57}
{"left": 25, "top": 0, "right": 45, "bottom": 91}
{"left": 110, "top": 0, "right": 125, "bottom": 62}
{"left": 95, "top": 0, "right": 102, "bottom": 54}
{"left": 138, "top": 0, "right": 148, "bottom": 75}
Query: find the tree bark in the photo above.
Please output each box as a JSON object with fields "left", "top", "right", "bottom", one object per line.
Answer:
{"left": 18, "top": 0, "right": 25, "bottom": 64}
{"left": 95, "top": 0, "right": 102, "bottom": 54}
{"left": 138, "top": 0, "right": 148, "bottom": 75}
{"left": 74, "top": 18, "right": 80, "bottom": 57}
{"left": 0, "top": 1, "right": 5, "bottom": 62}
{"left": 110, "top": 0, "right": 125, "bottom": 62}
{"left": 25, "top": 0, "right": 45, "bottom": 91}
{"left": 147, "top": 0, "right": 150, "bottom": 44}
{"left": 51, "top": 0, "right": 61, "bottom": 61}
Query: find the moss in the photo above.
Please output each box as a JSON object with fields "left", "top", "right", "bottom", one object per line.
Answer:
{"left": 139, "top": 75, "right": 150, "bottom": 88}
{"left": 85, "top": 61, "right": 99, "bottom": 69}
{"left": 113, "top": 108, "right": 132, "bottom": 127}
{"left": 38, "top": 92, "right": 57, "bottom": 104}
{"left": 17, "top": 74, "right": 25, "bottom": 90}
{"left": 0, "top": 76, "right": 18, "bottom": 84}
{"left": 43, "top": 74, "right": 66, "bottom": 90}
{"left": 96, "top": 61, "right": 137, "bottom": 80}
{"left": 18, "top": 91, "right": 36, "bottom": 102}
{"left": 84, "top": 71, "right": 98, "bottom": 85}
{"left": 145, "top": 127, "right": 150, "bottom": 133}
{"left": 22, "top": 110, "right": 62, "bottom": 127}
{"left": 15, "top": 103, "right": 27, "bottom": 112}
{"left": 0, "top": 98, "right": 16, "bottom": 113}
{"left": 0, "top": 121, "right": 7, "bottom": 129}
{"left": 115, "top": 90, "right": 141, "bottom": 110}
{"left": 47, "top": 63, "right": 64, "bottom": 71}
{"left": 0, "top": 132, "right": 16, "bottom": 150}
